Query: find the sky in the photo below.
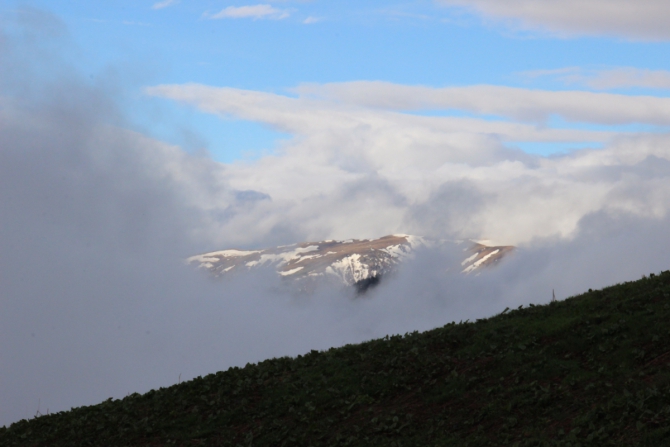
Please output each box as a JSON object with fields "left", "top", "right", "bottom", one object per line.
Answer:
{"left": 3, "top": 0, "right": 670, "bottom": 427}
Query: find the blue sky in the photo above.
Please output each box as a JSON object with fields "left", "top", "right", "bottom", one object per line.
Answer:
{"left": 3, "top": 0, "right": 670, "bottom": 161}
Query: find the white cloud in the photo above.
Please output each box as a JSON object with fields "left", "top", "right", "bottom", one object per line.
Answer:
{"left": 523, "top": 67, "right": 670, "bottom": 90}
{"left": 303, "top": 16, "right": 322, "bottom": 24}
{"left": 436, "top": 0, "right": 670, "bottom": 40}
{"left": 148, "top": 82, "right": 670, "bottom": 246}
{"left": 207, "top": 4, "right": 290, "bottom": 20}
{"left": 294, "top": 81, "right": 670, "bottom": 126}
{"left": 147, "top": 82, "right": 617, "bottom": 141}
{"left": 152, "top": 0, "right": 179, "bottom": 10}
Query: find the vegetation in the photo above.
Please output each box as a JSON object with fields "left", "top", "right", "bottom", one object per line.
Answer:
{"left": 5, "top": 271, "right": 670, "bottom": 446}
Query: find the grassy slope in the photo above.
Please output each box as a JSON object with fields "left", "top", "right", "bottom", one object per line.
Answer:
{"left": 5, "top": 272, "right": 670, "bottom": 446}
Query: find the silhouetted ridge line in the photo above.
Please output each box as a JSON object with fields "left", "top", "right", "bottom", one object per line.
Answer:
{"left": 5, "top": 271, "right": 670, "bottom": 445}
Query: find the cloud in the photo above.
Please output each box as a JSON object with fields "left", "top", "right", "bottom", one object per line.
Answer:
{"left": 6, "top": 9, "right": 670, "bottom": 431}
{"left": 147, "top": 81, "right": 670, "bottom": 246}
{"left": 302, "top": 16, "right": 322, "bottom": 24}
{"left": 207, "top": 4, "right": 290, "bottom": 20}
{"left": 152, "top": 0, "right": 179, "bottom": 10}
{"left": 523, "top": 67, "right": 670, "bottom": 91}
{"left": 293, "top": 81, "right": 670, "bottom": 125}
{"left": 436, "top": 0, "right": 670, "bottom": 40}
{"left": 147, "top": 83, "right": 630, "bottom": 138}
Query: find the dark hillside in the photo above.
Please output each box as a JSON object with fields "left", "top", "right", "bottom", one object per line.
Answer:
{"left": 5, "top": 272, "right": 670, "bottom": 446}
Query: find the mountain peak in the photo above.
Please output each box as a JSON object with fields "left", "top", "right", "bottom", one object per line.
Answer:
{"left": 187, "top": 235, "right": 514, "bottom": 291}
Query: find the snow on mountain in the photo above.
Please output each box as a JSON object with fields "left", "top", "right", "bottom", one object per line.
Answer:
{"left": 187, "top": 235, "right": 514, "bottom": 291}
{"left": 461, "top": 243, "right": 514, "bottom": 274}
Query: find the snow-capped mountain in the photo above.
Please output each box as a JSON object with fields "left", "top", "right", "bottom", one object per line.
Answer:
{"left": 187, "top": 235, "right": 514, "bottom": 291}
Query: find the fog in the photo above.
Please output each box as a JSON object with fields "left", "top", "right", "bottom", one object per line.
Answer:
{"left": 3, "top": 11, "right": 670, "bottom": 427}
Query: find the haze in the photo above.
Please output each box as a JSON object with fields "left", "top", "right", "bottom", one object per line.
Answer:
{"left": 2, "top": 1, "right": 670, "bottom": 426}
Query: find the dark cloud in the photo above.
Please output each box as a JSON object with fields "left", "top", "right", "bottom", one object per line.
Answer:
{"left": 0, "top": 12, "right": 234, "bottom": 424}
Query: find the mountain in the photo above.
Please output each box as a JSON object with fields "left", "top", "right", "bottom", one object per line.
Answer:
{"left": 186, "top": 235, "right": 515, "bottom": 291}
{"left": 6, "top": 271, "right": 670, "bottom": 445}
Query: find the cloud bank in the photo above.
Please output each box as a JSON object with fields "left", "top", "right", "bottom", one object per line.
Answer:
{"left": 148, "top": 81, "right": 670, "bottom": 245}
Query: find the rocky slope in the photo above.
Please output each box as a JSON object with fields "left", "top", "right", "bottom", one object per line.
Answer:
{"left": 187, "top": 235, "right": 514, "bottom": 291}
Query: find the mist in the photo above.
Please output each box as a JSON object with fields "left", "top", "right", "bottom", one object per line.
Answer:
{"left": 3, "top": 11, "right": 670, "bottom": 427}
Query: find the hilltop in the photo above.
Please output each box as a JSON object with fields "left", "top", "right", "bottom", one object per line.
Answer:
{"left": 4, "top": 271, "right": 670, "bottom": 446}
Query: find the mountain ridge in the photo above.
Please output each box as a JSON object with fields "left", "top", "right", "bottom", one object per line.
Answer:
{"left": 5, "top": 271, "right": 670, "bottom": 445}
{"left": 187, "top": 234, "right": 515, "bottom": 291}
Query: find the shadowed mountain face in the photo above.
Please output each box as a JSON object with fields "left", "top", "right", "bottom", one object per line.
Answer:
{"left": 187, "top": 235, "right": 515, "bottom": 292}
